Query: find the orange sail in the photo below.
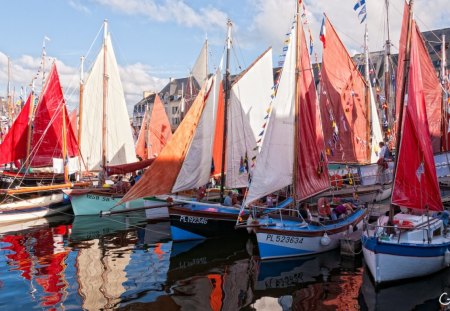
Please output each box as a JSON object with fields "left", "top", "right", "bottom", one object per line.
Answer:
{"left": 135, "top": 107, "right": 150, "bottom": 160}
{"left": 392, "top": 21, "right": 442, "bottom": 211}
{"left": 211, "top": 83, "right": 225, "bottom": 176}
{"left": 121, "top": 84, "right": 208, "bottom": 202}
{"left": 295, "top": 19, "right": 330, "bottom": 200}
{"left": 319, "top": 16, "right": 369, "bottom": 164}
{"left": 148, "top": 95, "right": 172, "bottom": 159}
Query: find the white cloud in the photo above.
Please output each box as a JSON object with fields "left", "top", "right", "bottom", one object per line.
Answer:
{"left": 69, "top": 0, "right": 91, "bottom": 14}
{"left": 93, "top": 0, "right": 228, "bottom": 31}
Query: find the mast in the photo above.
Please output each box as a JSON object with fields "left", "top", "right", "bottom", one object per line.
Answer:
{"left": 442, "top": 34, "right": 448, "bottom": 150}
{"left": 25, "top": 79, "right": 35, "bottom": 169}
{"left": 7, "top": 56, "right": 11, "bottom": 127}
{"left": 220, "top": 19, "right": 232, "bottom": 203}
{"left": 364, "top": 23, "right": 372, "bottom": 161}
{"left": 101, "top": 20, "right": 108, "bottom": 180}
{"left": 78, "top": 56, "right": 84, "bottom": 176}
{"left": 389, "top": 0, "right": 414, "bottom": 224}
{"left": 62, "top": 98, "right": 69, "bottom": 183}
{"left": 293, "top": 2, "right": 300, "bottom": 202}
{"left": 384, "top": 0, "right": 392, "bottom": 140}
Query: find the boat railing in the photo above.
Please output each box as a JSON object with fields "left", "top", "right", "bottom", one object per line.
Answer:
{"left": 364, "top": 221, "right": 433, "bottom": 243}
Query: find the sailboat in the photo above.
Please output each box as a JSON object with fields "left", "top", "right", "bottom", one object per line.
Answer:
{"left": 316, "top": 14, "right": 389, "bottom": 204}
{"left": 361, "top": 0, "right": 450, "bottom": 284}
{"left": 240, "top": 5, "right": 367, "bottom": 260}
{"left": 135, "top": 94, "right": 172, "bottom": 161}
{"left": 64, "top": 20, "right": 153, "bottom": 216}
{"left": 0, "top": 63, "right": 79, "bottom": 223}
{"left": 119, "top": 20, "right": 281, "bottom": 242}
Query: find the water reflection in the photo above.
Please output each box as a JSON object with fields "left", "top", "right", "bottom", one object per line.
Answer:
{"left": 1, "top": 213, "right": 449, "bottom": 310}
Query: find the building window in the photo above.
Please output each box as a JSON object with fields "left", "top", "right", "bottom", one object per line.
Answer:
{"left": 172, "top": 117, "right": 179, "bottom": 125}
{"left": 172, "top": 106, "right": 178, "bottom": 114}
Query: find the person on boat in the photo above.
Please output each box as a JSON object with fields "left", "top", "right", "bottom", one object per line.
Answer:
{"left": 231, "top": 192, "right": 241, "bottom": 207}
{"left": 129, "top": 171, "right": 137, "bottom": 186}
{"left": 223, "top": 191, "right": 233, "bottom": 206}
{"left": 197, "top": 186, "right": 206, "bottom": 201}
{"left": 317, "top": 198, "right": 332, "bottom": 220}
{"left": 266, "top": 194, "right": 274, "bottom": 208}
{"left": 331, "top": 203, "right": 354, "bottom": 220}
{"left": 377, "top": 141, "right": 388, "bottom": 184}
{"left": 113, "top": 175, "right": 128, "bottom": 194}
{"left": 299, "top": 203, "right": 312, "bottom": 221}
{"left": 134, "top": 171, "right": 143, "bottom": 184}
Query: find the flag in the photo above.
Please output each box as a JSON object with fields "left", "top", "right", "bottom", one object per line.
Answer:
{"left": 309, "top": 29, "right": 314, "bottom": 55}
{"left": 358, "top": 5, "right": 367, "bottom": 23}
{"left": 319, "top": 17, "right": 326, "bottom": 48}
{"left": 353, "top": 0, "right": 365, "bottom": 11}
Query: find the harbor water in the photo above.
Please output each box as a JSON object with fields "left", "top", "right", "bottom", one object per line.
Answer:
{"left": 0, "top": 211, "right": 449, "bottom": 310}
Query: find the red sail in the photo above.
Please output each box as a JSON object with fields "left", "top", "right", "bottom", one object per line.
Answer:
{"left": 0, "top": 95, "right": 31, "bottom": 165}
{"left": 69, "top": 109, "right": 78, "bottom": 136}
{"left": 148, "top": 95, "right": 172, "bottom": 159}
{"left": 319, "top": 16, "right": 369, "bottom": 163}
{"left": 30, "top": 64, "right": 79, "bottom": 167}
{"left": 395, "top": 2, "right": 442, "bottom": 152}
{"left": 392, "top": 22, "right": 442, "bottom": 211}
{"left": 295, "top": 21, "right": 330, "bottom": 200}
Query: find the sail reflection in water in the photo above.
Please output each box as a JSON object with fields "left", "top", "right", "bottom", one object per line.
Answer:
{"left": 1, "top": 213, "right": 450, "bottom": 310}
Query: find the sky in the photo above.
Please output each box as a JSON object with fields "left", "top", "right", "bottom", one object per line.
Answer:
{"left": 0, "top": 0, "right": 448, "bottom": 114}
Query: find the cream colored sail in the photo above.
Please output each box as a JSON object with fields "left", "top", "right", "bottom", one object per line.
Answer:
{"left": 191, "top": 40, "right": 208, "bottom": 86}
{"left": 80, "top": 33, "right": 136, "bottom": 171}
{"left": 370, "top": 84, "right": 384, "bottom": 163}
{"left": 244, "top": 23, "right": 297, "bottom": 204}
{"left": 226, "top": 48, "right": 274, "bottom": 188}
{"left": 172, "top": 69, "right": 220, "bottom": 192}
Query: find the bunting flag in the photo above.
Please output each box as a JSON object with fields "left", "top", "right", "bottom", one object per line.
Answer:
{"left": 309, "top": 29, "right": 314, "bottom": 55}
{"left": 319, "top": 17, "right": 326, "bottom": 48}
{"left": 353, "top": 0, "right": 367, "bottom": 24}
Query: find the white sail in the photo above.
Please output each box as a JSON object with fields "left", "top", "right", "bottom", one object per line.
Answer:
{"left": 172, "top": 70, "right": 220, "bottom": 192}
{"left": 80, "top": 33, "right": 136, "bottom": 171}
{"left": 191, "top": 40, "right": 208, "bottom": 86}
{"left": 245, "top": 24, "right": 297, "bottom": 204}
{"left": 369, "top": 84, "right": 384, "bottom": 163}
{"left": 226, "top": 48, "right": 274, "bottom": 188}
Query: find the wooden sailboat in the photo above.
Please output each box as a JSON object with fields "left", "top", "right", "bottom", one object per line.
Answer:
{"left": 316, "top": 14, "right": 390, "bottom": 203}
{"left": 241, "top": 5, "right": 366, "bottom": 260}
{"left": 64, "top": 20, "right": 152, "bottom": 216}
{"left": 361, "top": 0, "right": 450, "bottom": 284}
{"left": 0, "top": 63, "right": 78, "bottom": 223}
{"left": 135, "top": 94, "right": 172, "bottom": 161}
{"left": 119, "top": 20, "right": 279, "bottom": 242}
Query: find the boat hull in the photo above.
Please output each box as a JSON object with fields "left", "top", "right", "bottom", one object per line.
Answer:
{"left": 255, "top": 209, "right": 366, "bottom": 260}
{"left": 66, "top": 190, "right": 146, "bottom": 216}
{"left": 0, "top": 192, "right": 71, "bottom": 223}
{"left": 169, "top": 203, "right": 245, "bottom": 241}
{"left": 362, "top": 235, "right": 450, "bottom": 284}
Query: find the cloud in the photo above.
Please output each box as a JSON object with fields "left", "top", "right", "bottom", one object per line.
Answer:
{"left": 69, "top": 0, "right": 91, "bottom": 14}
{"left": 93, "top": 0, "right": 228, "bottom": 31}
{"left": 0, "top": 52, "right": 168, "bottom": 115}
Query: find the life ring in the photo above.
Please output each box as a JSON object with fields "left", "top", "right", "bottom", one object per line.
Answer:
{"left": 393, "top": 219, "right": 414, "bottom": 229}
{"left": 330, "top": 174, "right": 343, "bottom": 188}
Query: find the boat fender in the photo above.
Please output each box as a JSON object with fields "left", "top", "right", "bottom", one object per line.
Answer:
{"left": 320, "top": 233, "right": 331, "bottom": 246}
{"left": 445, "top": 249, "right": 450, "bottom": 266}
{"left": 246, "top": 215, "right": 254, "bottom": 234}
{"left": 330, "top": 175, "right": 343, "bottom": 188}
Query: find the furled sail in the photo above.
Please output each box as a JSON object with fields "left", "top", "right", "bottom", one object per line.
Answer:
{"left": 391, "top": 21, "right": 442, "bottom": 211}
{"left": 80, "top": 33, "right": 135, "bottom": 171}
{"left": 319, "top": 16, "right": 369, "bottom": 164}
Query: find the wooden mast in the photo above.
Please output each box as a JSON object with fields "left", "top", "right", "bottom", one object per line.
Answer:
{"left": 62, "top": 96, "right": 69, "bottom": 183}
{"left": 293, "top": 2, "right": 300, "bottom": 202}
{"left": 78, "top": 56, "right": 84, "bottom": 176}
{"left": 7, "top": 56, "right": 11, "bottom": 127}
{"left": 389, "top": 0, "right": 414, "bottom": 224}
{"left": 24, "top": 79, "right": 35, "bottom": 169}
{"left": 364, "top": 23, "right": 372, "bottom": 163}
{"left": 101, "top": 20, "right": 108, "bottom": 184}
{"left": 441, "top": 34, "right": 448, "bottom": 151}
{"left": 220, "top": 19, "right": 232, "bottom": 203}
{"left": 384, "top": 0, "right": 392, "bottom": 141}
